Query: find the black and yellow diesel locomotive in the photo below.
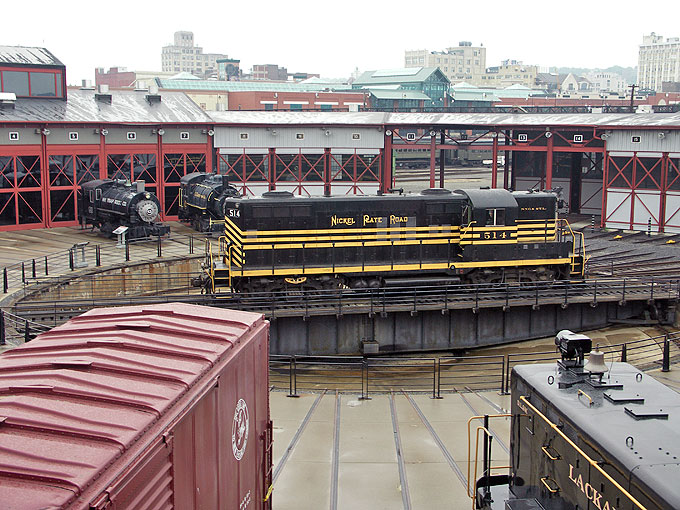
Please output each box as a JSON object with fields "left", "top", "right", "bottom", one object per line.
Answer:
{"left": 198, "top": 187, "right": 584, "bottom": 293}
{"left": 178, "top": 172, "right": 241, "bottom": 232}
{"left": 473, "top": 334, "right": 680, "bottom": 510}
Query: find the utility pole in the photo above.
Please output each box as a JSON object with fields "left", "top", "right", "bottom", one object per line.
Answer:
{"left": 629, "top": 84, "right": 637, "bottom": 113}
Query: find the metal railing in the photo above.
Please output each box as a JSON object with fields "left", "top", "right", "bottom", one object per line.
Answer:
{"left": 267, "top": 332, "right": 679, "bottom": 397}
{"left": 2, "top": 233, "right": 200, "bottom": 295}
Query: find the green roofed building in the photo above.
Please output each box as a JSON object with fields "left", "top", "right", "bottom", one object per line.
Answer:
{"left": 352, "top": 67, "right": 450, "bottom": 110}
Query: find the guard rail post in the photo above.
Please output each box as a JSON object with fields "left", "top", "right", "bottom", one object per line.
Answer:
{"left": 650, "top": 277, "right": 654, "bottom": 302}
{"left": 620, "top": 343, "right": 628, "bottom": 362}
{"left": 68, "top": 250, "right": 74, "bottom": 271}
{"left": 3, "top": 268, "right": 7, "bottom": 293}
{"left": 95, "top": 245, "right": 101, "bottom": 267}
{"left": 435, "top": 358, "right": 442, "bottom": 399}
{"left": 125, "top": 240, "right": 130, "bottom": 262}
{"left": 44, "top": 256, "right": 48, "bottom": 276}
{"left": 662, "top": 335, "right": 670, "bottom": 372}
{"left": 31, "top": 259, "right": 36, "bottom": 278}
{"left": 287, "top": 356, "right": 299, "bottom": 398}
{"left": 431, "top": 358, "right": 439, "bottom": 399}
{"left": 24, "top": 319, "right": 30, "bottom": 343}
{"left": 0, "top": 310, "right": 5, "bottom": 345}
{"left": 190, "top": 235, "right": 194, "bottom": 254}
{"left": 22, "top": 262, "right": 26, "bottom": 282}
{"left": 157, "top": 235, "right": 162, "bottom": 258}
{"left": 360, "top": 359, "right": 371, "bottom": 400}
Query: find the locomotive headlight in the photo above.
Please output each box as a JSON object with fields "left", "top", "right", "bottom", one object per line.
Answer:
{"left": 145, "top": 193, "right": 151, "bottom": 199}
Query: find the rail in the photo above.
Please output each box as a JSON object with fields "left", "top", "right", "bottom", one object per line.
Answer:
{"left": 265, "top": 332, "right": 679, "bottom": 396}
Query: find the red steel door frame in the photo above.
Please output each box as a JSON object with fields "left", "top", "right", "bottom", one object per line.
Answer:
{"left": 45, "top": 145, "right": 100, "bottom": 227}
{"left": 161, "top": 144, "right": 208, "bottom": 220}
{"left": 0, "top": 145, "right": 45, "bottom": 231}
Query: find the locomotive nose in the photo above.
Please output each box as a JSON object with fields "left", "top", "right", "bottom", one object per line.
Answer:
{"left": 137, "top": 200, "right": 159, "bottom": 223}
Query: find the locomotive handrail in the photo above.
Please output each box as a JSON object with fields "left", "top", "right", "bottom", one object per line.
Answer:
{"left": 470, "top": 423, "right": 512, "bottom": 509}
{"left": 466, "top": 414, "right": 512, "bottom": 501}
{"left": 518, "top": 395, "right": 648, "bottom": 510}
{"left": 459, "top": 220, "right": 477, "bottom": 243}
{"left": 558, "top": 218, "right": 586, "bottom": 276}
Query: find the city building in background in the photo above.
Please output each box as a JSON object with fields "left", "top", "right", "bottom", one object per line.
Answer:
{"left": 249, "top": 64, "right": 319, "bottom": 82}
{"left": 638, "top": 32, "right": 680, "bottom": 91}
{"left": 584, "top": 71, "right": 628, "bottom": 94}
{"left": 217, "top": 59, "right": 241, "bottom": 81}
{"left": 0, "top": 45, "right": 66, "bottom": 99}
{"left": 155, "top": 77, "right": 360, "bottom": 111}
{"left": 405, "top": 42, "right": 486, "bottom": 84}
{"left": 352, "top": 68, "right": 450, "bottom": 109}
{"left": 252, "top": 64, "right": 288, "bottom": 81}
{"left": 161, "top": 31, "right": 233, "bottom": 79}
{"left": 560, "top": 73, "right": 592, "bottom": 94}
{"left": 95, "top": 67, "right": 176, "bottom": 88}
{"left": 481, "top": 60, "right": 540, "bottom": 88}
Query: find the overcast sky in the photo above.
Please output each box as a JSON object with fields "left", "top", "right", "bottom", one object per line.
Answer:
{"left": 4, "top": 0, "right": 679, "bottom": 85}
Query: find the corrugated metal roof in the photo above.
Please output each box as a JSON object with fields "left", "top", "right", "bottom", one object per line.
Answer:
{"left": 0, "top": 88, "right": 212, "bottom": 124}
{"left": 208, "top": 111, "right": 680, "bottom": 128}
{"left": 353, "top": 67, "right": 449, "bottom": 86}
{"left": 0, "top": 303, "right": 265, "bottom": 509}
{"left": 0, "top": 46, "right": 63, "bottom": 66}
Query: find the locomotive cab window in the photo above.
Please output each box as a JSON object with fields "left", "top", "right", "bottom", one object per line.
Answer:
{"left": 486, "top": 208, "right": 505, "bottom": 226}
{"left": 96, "top": 189, "right": 102, "bottom": 200}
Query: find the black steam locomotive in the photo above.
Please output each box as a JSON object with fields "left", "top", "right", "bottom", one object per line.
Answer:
{"left": 198, "top": 187, "right": 585, "bottom": 293}
{"left": 474, "top": 333, "right": 680, "bottom": 509}
{"left": 178, "top": 172, "right": 241, "bottom": 232}
{"left": 79, "top": 179, "right": 170, "bottom": 239}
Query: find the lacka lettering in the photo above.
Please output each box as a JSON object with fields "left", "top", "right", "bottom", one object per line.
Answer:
{"left": 568, "top": 463, "right": 616, "bottom": 510}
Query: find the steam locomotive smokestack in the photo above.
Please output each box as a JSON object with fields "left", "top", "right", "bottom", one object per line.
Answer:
{"left": 136, "top": 180, "right": 146, "bottom": 192}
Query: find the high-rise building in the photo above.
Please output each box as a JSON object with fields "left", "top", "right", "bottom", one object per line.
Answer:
{"left": 638, "top": 33, "right": 680, "bottom": 91}
{"left": 161, "top": 31, "right": 233, "bottom": 79}
{"left": 405, "top": 42, "right": 486, "bottom": 84}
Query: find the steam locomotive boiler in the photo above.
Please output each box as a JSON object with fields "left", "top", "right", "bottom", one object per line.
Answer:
{"left": 79, "top": 179, "right": 170, "bottom": 239}
{"left": 178, "top": 172, "right": 241, "bottom": 232}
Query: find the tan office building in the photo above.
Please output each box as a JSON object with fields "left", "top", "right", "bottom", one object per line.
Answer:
{"left": 405, "top": 42, "right": 486, "bottom": 83}
{"left": 161, "top": 31, "right": 232, "bottom": 78}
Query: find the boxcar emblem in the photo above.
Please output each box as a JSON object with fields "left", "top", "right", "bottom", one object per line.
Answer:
{"left": 232, "top": 398, "right": 249, "bottom": 461}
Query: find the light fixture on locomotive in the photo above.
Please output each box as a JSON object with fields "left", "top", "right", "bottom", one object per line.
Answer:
{"left": 555, "top": 329, "right": 592, "bottom": 369}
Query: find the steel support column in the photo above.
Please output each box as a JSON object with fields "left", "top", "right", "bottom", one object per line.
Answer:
{"left": 439, "top": 130, "right": 445, "bottom": 189}
{"left": 659, "top": 153, "right": 669, "bottom": 232}
{"left": 491, "top": 134, "right": 498, "bottom": 189}
{"left": 384, "top": 131, "right": 393, "bottom": 192}
{"left": 545, "top": 132, "right": 554, "bottom": 189}
{"left": 429, "top": 134, "right": 436, "bottom": 189}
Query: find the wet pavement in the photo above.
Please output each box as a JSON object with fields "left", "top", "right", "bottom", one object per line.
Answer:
{"left": 269, "top": 363, "right": 680, "bottom": 510}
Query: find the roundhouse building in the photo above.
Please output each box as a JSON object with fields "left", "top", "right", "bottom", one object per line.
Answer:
{"left": 0, "top": 86, "right": 214, "bottom": 230}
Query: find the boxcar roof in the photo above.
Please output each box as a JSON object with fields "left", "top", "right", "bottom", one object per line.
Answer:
{"left": 0, "top": 303, "right": 265, "bottom": 510}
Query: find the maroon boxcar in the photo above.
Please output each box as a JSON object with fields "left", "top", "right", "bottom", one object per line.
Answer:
{"left": 0, "top": 303, "right": 272, "bottom": 510}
